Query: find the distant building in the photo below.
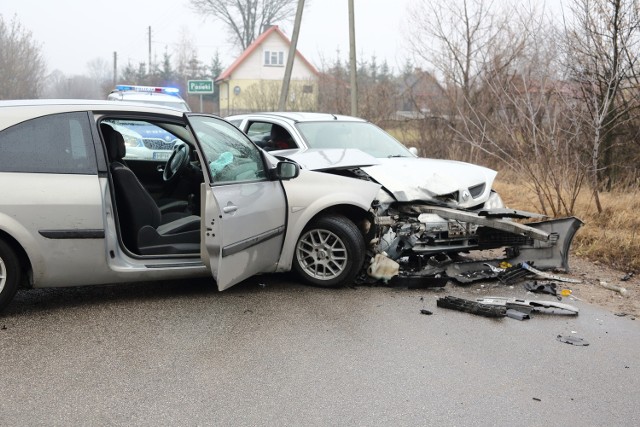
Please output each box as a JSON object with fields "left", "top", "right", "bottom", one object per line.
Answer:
{"left": 396, "top": 69, "right": 448, "bottom": 119}
{"left": 216, "top": 25, "right": 319, "bottom": 116}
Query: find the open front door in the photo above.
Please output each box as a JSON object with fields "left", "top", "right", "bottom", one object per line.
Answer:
{"left": 188, "top": 115, "right": 287, "bottom": 290}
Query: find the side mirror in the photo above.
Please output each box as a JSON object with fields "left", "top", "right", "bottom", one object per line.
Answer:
{"left": 408, "top": 147, "right": 419, "bottom": 156}
{"left": 275, "top": 160, "right": 300, "bottom": 180}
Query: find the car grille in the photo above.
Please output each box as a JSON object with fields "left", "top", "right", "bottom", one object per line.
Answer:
{"left": 143, "top": 138, "right": 175, "bottom": 150}
{"left": 469, "top": 183, "right": 486, "bottom": 198}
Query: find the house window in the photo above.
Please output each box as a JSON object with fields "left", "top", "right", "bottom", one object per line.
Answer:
{"left": 264, "top": 50, "right": 285, "bottom": 66}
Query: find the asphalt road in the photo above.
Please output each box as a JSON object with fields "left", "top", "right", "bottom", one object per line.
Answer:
{"left": 1, "top": 275, "right": 638, "bottom": 426}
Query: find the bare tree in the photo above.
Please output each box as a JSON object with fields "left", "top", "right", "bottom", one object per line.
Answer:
{"left": 87, "top": 57, "right": 113, "bottom": 97}
{"left": 405, "top": 0, "right": 528, "bottom": 162}
{"left": 0, "top": 15, "right": 46, "bottom": 99}
{"left": 189, "top": 0, "right": 299, "bottom": 51}
{"left": 563, "top": 0, "right": 640, "bottom": 212}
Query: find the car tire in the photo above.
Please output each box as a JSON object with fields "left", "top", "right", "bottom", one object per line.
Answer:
{"left": 293, "top": 215, "right": 365, "bottom": 287}
{"left": 0, "top": 240, "right": 21, "bottom": 313}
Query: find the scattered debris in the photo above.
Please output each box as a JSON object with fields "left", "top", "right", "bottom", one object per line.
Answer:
{"left": 621, "top": 272, "right": 634, "bottom": 282}
{"left": 436, "top": 296, "right": 506, "bottom": 318}
{"left": 389, "top": 274, "right": 448, "bottom": 289}
{"left": 615, "top": 312, "right": 628, "bottom": 317}
{"left": 498, "top": 264, "right": 532, "bottom": 284}
{"left": 557, "top": 334, "right": 589, "bottom": 346}
{"left": 600, "top": 281, "right": 629, "bottom": 297}
{"left": 520, "top": 262, "right": 582, "bottom": 284}
{"left": 524, "top": 281, "right": 558, "bottom": 297}
{"left": 476, "top": 297, "right": 579, "bottom": 315}
{"left": 532, "top": 397, "right": 542, "bottom": 402}
{"left": 419, "top": 309, "right": 433, "bottom": 315}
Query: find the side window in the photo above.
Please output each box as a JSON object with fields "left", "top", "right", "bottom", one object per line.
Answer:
{"left": 246, "top": 121, "right": 295, "bottom": 151}
{"left": 0, "top": 112, "right": 96, "bottom": 174}
{"left": 103, "top": 119, "right": 179, "bottom": 162}
{"left": 188, "top": 116, "right": 267, "bottom": 184}
{"left": 246, "top": 122, "right": 272, "bottom": 147}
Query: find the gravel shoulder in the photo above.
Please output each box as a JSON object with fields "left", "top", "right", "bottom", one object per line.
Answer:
{"left": 564, "top": 255, "right": 638, "bottom": 318}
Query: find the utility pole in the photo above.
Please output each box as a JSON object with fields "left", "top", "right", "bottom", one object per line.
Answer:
{"left": 278, "top": 0, "right": 305, "bottom": 111}
{"left": 148, "top": 26, "right": 152, "bottom": 73}
{"left": 113, "top": 51, "right": 118, "bottom": 85}
{"left": 348, "top": 0, "right": 357, "bottom": 116}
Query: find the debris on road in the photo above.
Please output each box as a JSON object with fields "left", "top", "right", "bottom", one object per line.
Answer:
{"left": 520, "top": 262, "right": 582, "bottom": 284}
{"left": 599, "top": 281, "right": 630, "bottom": 297}
{"left": 506, "top": 309, "right": 530, "bottom": 320}
{"left": 436, "top": 296, "right": 506, "bottom": 318}
{"left": 524, "top": 281, "right": 559, "bottom": 297}
{"left": 557, "top": 334, "right": 590, "bottom": 346}
{"left": 419, "top": 309, "right": 433, "bottom": 315}
{"left": 476, "top": 297, "right": 579, "bottom": 315}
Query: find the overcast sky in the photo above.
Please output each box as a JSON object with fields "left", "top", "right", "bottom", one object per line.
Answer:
{"left": 1, "top": 0, "right": 414, "bottom": 76}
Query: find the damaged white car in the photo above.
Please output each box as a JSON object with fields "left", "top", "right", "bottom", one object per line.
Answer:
{"left": 228, "top": 112, "right": 583, "bottom": 285}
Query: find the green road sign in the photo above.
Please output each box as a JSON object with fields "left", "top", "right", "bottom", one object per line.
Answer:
{"left": 187, "top": 80, "right": 214, "bottom": 94}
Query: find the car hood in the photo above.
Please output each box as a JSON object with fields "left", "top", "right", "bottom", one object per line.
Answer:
{"left": 278, "top": 149, "right": 497, "bottom": 207}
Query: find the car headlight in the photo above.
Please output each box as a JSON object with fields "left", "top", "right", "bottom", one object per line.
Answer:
{"left": 483, "top": 190, "right": 505, "bottom": 209}
{"left": 122, "top": 133, "right": 143, "bottom": 148}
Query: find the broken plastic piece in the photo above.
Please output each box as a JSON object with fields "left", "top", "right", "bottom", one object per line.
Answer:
{"left": 478, "top": 208, "right": 547, "bottom": 219}
{"left": 521, "top": 262, "right": 582, "bottom": 284}
{"left": 436, "top": 296, "right": 506, "bottom": 318}
{"left": 599, "top": 281, "right": 630, "bottom": 297}
{"left": 557, "top": 334, "right": 589, "bottom": 346}
{"left": 420, "top": 309, "right": 433, "bottom": 315}
{"left": 506, "top": 309, "right": 530, "bottom": 320}
{"left": 524, "top": 280, "right": 558, "bottom": 296}
{"left": 476, "top": 297, "right": 579, "bottom": 315}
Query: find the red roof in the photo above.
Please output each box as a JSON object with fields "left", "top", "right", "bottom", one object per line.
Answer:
{"left": 216, "top": 25, "right": 318, "bottom": 82}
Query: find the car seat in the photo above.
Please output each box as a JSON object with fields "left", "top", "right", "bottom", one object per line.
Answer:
{"left": 101, "top": 123, "right": 200, "bottom": 255}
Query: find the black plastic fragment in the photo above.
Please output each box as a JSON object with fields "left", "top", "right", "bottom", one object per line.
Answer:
{"left": 436, "top": 296, "right": 506, "bottom": 318}
{"left": 420, "top": 309, "right": 433, "bottom": 315}
{"left": 524, "top": 280, "right": 558, "bottom": 296}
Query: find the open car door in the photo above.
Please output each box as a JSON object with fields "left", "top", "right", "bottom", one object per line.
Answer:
{"left": 187, "top": 115, "right": 287, "bottom": 290}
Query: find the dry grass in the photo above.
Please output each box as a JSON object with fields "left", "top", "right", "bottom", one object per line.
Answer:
{"left": 494, "top": 176, "right": 640, "bottom": 272}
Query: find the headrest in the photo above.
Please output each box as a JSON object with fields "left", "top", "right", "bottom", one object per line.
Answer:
{"left": 101, "top": 123, "right": 126, "bottom": 162}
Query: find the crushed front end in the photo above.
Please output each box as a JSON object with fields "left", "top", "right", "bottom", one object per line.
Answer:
{"left": 364, "top": 195, "right": 583, "bottom": 284}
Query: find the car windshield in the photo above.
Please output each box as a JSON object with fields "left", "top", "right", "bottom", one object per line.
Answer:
{"left": 295, "top": 121, "right": 414, "bottom": 158}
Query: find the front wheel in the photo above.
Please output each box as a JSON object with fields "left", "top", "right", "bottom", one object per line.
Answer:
{"left": 293, "top": 215, "right": 366, "bottom": 287}
{"left": 0, "top": 240, "right": 21, "bottom": 313}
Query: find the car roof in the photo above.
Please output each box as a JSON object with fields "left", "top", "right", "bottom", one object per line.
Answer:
{"left": 0, "top": 99, "right": 186, "bottom": 130}
{"left": 227, "top": 112, "right": 367, "bottom": 124}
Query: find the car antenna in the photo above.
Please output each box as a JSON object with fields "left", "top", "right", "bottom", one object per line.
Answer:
{"left": 331, "top": 114, "right": 338, "bottom": 120}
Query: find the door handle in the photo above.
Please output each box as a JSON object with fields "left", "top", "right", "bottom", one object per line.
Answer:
{"left": 223, "top": 205, "right": 238, "bottom": 214}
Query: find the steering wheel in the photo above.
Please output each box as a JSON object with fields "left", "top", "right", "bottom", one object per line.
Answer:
{"left": 163, "top": 143, "right": 191, "bottom": 182}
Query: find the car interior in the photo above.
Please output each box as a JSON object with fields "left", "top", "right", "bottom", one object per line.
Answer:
{"left": 100, "top": 122, "right": 202, "bottom": 256}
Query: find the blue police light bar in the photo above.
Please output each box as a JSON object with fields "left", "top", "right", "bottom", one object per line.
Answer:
{"left": 115, "top": 85, "right": 181, "bottom": 96}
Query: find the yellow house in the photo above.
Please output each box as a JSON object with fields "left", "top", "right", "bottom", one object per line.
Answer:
{"left": 217, "top": 25, "right": 319, "bottom": 116}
